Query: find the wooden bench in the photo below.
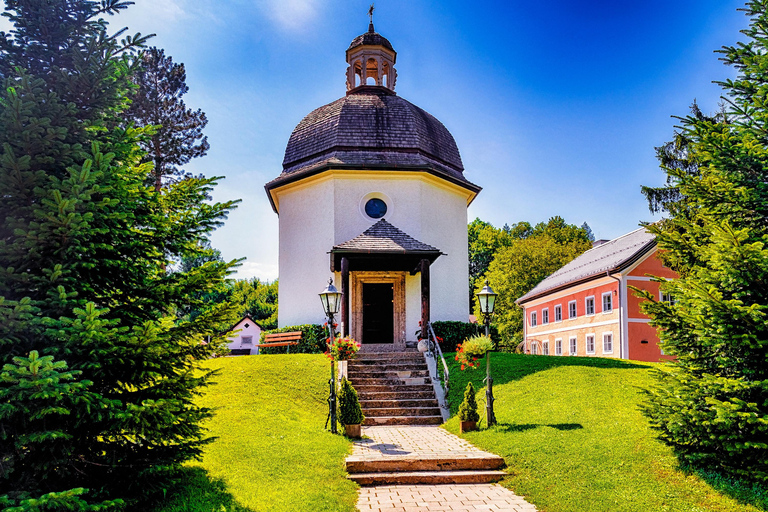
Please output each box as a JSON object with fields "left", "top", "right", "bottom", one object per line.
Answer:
{"left": 260, "top": 331, "right": 302, "bottom": 354}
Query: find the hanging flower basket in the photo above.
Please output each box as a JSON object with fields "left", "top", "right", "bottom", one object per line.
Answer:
{"left": 455, "top": 335, "right": 493, "bottom": 370}
{"left": 326, "top": 336, "right": 361, "bottom": 361}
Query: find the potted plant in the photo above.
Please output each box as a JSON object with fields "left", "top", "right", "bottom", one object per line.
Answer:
{"left": 339, "top": 377, "right": 365, "bottom": 438}
{"left": 458, "top": 381, "right": 480, "bottom": 433}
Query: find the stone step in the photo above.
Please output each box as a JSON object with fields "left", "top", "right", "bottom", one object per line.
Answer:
{"left": 357, "top": 390, "right": 437, "bottom": 400}
{"left": 354, "top": 352, "right": 423, "bottom": 361}
{"left": 347, "top": 470, "right": 507, "bottom": 486}
{"left": 352, "top": 359, "right": 424, "bottom": 366}
{"left": 348, "top": 370, "right": 430, "bottom": 379}
{"left": 363, "top": 406, "right": 442, "bottom": 417}
{"left": 347, "top": 362, "right": 427, "bottom": 372}
{"left": 356, "top": 384, "right": 434, "bottom": 394}
{"left": 362, "top": 407, "right": 440, "bottom": 416}
{"left": 359, "top": 399, "right": 438, "bottom": 408}
{"left": 345, "top": 455, "right": 506, "bottom": 474}
{"left": 351, "top": 377, "right": 430, "bottom": 386}
{"left": 363, "top": 415, "right": 443, "bottom": 426}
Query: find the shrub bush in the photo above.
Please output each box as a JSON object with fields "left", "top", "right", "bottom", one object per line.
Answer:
{"left": 259, "top": 324, "right": 326, "bottom": 354}
{"left": 458, "top": 382, "right": 480, "bottom": 422}
{"left": 338, "top": 377, "right": 365, "bottom": 426}
{"left": 431, "top": 321, "right": 500, "bottom": 352}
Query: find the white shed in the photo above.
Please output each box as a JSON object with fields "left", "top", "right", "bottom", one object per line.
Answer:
{"left": 227, "top": 315, "right": 262, "bottom": 355}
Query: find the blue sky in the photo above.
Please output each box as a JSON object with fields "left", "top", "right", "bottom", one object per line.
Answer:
{"left": 34, "top": 1, "right": 754, "bottom": 280}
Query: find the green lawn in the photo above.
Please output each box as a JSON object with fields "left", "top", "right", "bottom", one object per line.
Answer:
{"left": 443, "top": 353, "right": 768, "bottom": 512}
{"left": 152, "top": 355, "right": 358, "bottom": 512}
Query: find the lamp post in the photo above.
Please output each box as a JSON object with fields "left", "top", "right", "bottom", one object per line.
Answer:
{"left": 320, "top": 277, "right": 342, "bottom": 434}
{"left": 476, "top": 280, "right": 498, "bottom": 427}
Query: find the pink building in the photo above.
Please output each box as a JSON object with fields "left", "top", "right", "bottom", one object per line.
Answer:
{"left": 516, "top": 227, "right": 676, "bottom": 363}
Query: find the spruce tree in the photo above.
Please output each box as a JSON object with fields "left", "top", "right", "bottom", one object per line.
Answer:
{"left": 458, "top": 382, "right": 479, "bottom": 423}
{"left": 0, "top": 0, "right": 240, "bottom": 506}
{"left": 641, "top": 0, "right": 768, "bottom": 481}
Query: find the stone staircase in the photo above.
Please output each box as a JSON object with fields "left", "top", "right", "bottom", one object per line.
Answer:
{"left": 347, "top": 350, "right": 443, "bottom": 426}
{"left": 345, "top": 349, "right": 506, "bottom": 486}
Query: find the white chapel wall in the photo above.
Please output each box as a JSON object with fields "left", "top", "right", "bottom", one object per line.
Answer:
{"left": 277, "top": 178, "right": 336, "bottom": 327}
{"left": 417, "top": 180, "right": 470, "bottom": 323}
{"left": 276, "top": 171, "right": 471, "bottom": 335}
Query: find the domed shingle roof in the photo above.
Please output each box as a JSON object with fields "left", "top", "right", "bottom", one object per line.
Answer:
{"left": 276, "top": 87, "right": 471, "bottom": 186}
{"left": 348, "top": 29, "right": 394, "bottom": 53}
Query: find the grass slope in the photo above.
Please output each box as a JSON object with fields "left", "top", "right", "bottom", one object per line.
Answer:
{"left": 153, "top": 355, "right": 358, "bottom": 512}
{"left": 444, "top": 353, "right": 767, "bottom": 512}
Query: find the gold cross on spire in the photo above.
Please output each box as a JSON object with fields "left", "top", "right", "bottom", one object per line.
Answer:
{"left": 368, "top": 3, "right": 375, "bottom": 24}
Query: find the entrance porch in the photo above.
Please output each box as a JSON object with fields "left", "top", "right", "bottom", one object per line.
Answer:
{"left": 330, "top": 219, "right": 442, "bottom": 350}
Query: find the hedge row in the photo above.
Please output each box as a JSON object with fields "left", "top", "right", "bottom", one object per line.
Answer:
{"left": 258, "top": 324, "right": 327, "bottom": 354}
{"left": 431, "top": 321, "right": 501, "bottom": 352}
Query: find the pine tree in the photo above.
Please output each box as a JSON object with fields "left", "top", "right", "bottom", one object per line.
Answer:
{"left": 126, "top": 46, "right": 209, "bottom": 190}
{"left": 458, "top": 382, "right": 479, "bottom": 423}
{"left": 580, "top": 222, "right": 595, "bottom": 242}
{"left": 640, "top": 0, "right": 768, "bottom": 481}
{"left": 0, "top": 0, "right": 240, "bottom": 506}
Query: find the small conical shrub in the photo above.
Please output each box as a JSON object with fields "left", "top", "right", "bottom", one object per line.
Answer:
{"left": 458, "top": 382, "right": 480, "bottom": 422}
{"left": 339, "top": 377, "right": 365, "bottom": 425}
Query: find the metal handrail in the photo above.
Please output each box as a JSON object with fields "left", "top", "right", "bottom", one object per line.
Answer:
{"left": 427, "top": 321, "right": 449, "bottom": 393}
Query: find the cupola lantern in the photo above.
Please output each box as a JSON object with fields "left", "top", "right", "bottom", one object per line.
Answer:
{"left": 345, "top": 18, "right": 397, "bottom": 92}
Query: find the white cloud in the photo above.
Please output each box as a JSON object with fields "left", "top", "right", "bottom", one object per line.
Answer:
{"left": 235, "top": 260, "right": 279, "bottom": 282}
{"left": 257, "top": 0, "right": 319, "bottom": 31}
{"left": 146, "top": 0, "right": 186, "bottom": 21}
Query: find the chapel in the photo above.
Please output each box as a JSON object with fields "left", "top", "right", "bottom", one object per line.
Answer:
{"left": 265, "top": 21, "right": 481, "bottom": 349}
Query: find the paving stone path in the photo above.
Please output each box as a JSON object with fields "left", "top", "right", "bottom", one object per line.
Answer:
{"left": 357, "top": 484, "right": 538, "bottom": 512}
{"left": 349, "top": 426, "right": 538, "bottom": 512}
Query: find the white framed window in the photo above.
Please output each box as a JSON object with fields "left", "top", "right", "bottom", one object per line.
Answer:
{"left": 542, "top": 308, "right": 549, "bottom": 324}
{"left": 660, "top": 291, "right": 677, "bottom": 305}
{"left": 586, "top": 334, "right": 595, "bottom": 354}
{"left": 603, "top": 332, "right": 614, "bottom": 354}
{"left": 554, "top": 304, "right": 562, "bottom": 322}
{"left": 569, "top": 336, "right": 577, "bottom": 355}
{"left": 531, "top": 341, "right": 538, "bottom": 355}
{"left": 585, "top": 296, "right": 595, "bottom": 316}
{"left": 555, "top": 338, "right": 563, "bottom": 355}
{"left": 568, "top": 300, "right": 577, "bottom": 319}
{"left": 241, "top": 335, "right": 253, "bottom": 345}
{"left": 542, "top": 340, "right": 549, "bottom": 355}
{"left": 602, "top": 292, "right": 613, "bottom": 313}
{"left": 530, "top": 311, "right": 537, "bottom": 327}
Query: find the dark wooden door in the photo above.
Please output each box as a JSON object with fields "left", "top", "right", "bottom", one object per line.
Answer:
{"left": 362, "top": 283, "right": 394, "bottom": 344}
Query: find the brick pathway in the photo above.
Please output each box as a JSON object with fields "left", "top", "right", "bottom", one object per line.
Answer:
{"left": 350, "top": 425, "right": 490, "bottom": 459}
{"left": 357, "top": 484, "right": 538, "bottom": 511}
{"left": 350, "top": 426, "right": 538, "bottom": 512}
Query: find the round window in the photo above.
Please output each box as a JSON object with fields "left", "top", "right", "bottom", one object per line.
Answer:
{"left": 364, "top": 198, "right": 387, "bottom": 219}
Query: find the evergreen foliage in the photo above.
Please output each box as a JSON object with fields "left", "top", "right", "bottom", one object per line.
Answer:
{"left": 640, "top": 0, "right": 768, "bottom": 481}
{"left": 126, "top": 47, "right": 209, "bottom": 190}
{"left": 0, "top": 0, "right": 239, "bottom": 506}
{"left": 458, "top": 382, "right": 479, "bottom": 423}
{"left": 580, "top": 222, "right": 595, "bottom": 242}
{"left": 338, "top": 377, "right": 364, "bottom": 426}
{"left": 0, "top": 352, "right": 123, "bottom": 510}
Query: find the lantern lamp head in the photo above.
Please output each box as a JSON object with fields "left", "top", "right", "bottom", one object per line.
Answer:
{"left": 319, "top": 277, "right": 342, "bottom": 316}
{"left": 476, "top": 280, "right": 497, "bottom": 315}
